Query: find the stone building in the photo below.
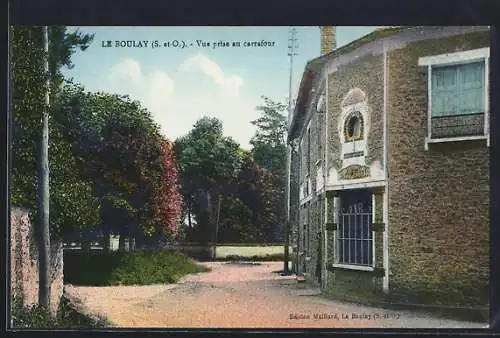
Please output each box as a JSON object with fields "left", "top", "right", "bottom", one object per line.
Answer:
{"left": 287, "top": 26, "right": 490, "bottom": 312}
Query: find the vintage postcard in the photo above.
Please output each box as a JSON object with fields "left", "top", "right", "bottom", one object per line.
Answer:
{"left": 9, "top": 25, "right": 490, "bottom": 329}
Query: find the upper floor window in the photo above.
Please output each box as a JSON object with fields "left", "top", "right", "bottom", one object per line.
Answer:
{"left": 432, "top": 61, "right": 485, "bottom": 117}
{"left": 419, "top": 47, "right": 490, "bottom": 150}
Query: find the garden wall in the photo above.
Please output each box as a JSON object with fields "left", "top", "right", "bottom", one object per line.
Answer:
{"left": 10, "top": 206, "right": 64, "bottom": 315}
{"left": 214, "top": 244, "right": 289, "bottom": 258}
{"left": 170, "top": 242, "right": 290, "bottom": 260}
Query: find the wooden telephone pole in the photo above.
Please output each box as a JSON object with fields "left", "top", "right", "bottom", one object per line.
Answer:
{"left": 284, "top": 27, "right": 298, "bottom": 274}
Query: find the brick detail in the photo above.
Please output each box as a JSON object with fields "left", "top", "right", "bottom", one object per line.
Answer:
{"left": 320, "top": 26, "right": 336, "bottom": 55}
{"left": 387, "top": 31, "right": 490, "bottom": 307}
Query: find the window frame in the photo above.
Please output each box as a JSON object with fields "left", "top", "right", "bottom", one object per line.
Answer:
{"left": 333, "top": 192, "right": 375, "bottom": 270}
{"left": 419, "top": 47, "right": 490, "bottom": 150}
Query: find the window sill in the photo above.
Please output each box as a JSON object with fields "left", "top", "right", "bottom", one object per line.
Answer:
{"left": 425, "top": 135, "right": 489, "bottom": 150}
{"left": 332, "top": 264, "right": 374, "bottom": 272}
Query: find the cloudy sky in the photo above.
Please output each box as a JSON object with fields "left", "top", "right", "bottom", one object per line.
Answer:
{"left": 63, "top": 26, "right": 375, "bottom": 150}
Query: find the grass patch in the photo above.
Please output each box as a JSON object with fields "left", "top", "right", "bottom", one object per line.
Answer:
{"left": 64, "top": 250, "right": 210, "bottom": 286}
{"left": 11, "top": 294, "right": 111, "bottom": 329}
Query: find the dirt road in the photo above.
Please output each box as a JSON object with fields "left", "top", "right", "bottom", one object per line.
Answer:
{"left": 64, "top": 262, "right": 488, "bottom": 328}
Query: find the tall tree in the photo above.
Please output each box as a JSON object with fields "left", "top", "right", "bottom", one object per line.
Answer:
{"left": 235, "top": 152, "right": 281, "bottom": 243}
{"left": 174, "top": 117, "right": 243, "bottom": 243}
{"left": 54, "top": 85, "right": 182, "bottom": 250}
{"left": 250, "top": 96, "right": 288, "bottom": 242}
{"left": 176, "top": 113, "right": 289, "bottom": 244}
{"left": 11, "top": 26, "right": 95, "bottom": 310}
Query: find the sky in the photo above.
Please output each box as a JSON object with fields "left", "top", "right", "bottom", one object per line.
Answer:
{"left": 63, "top": 26, "right": 375, "bottom": 150}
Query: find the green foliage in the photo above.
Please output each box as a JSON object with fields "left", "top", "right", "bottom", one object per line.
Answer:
{"left": 11, "top": 294, "right": 109, "bottom": 329}
{"left": 249, "top": 96, "right": 288, "bottom": 240}
{"left": 175, "top": 97, "right": 288, "bottom": 244}
{"left": 175, "top": 116, "right": 242, "bottom": 190}
{"left": 101, "top": 195, "right": 136, "bottom": 214}
{"left": 10, "top": 26, "right": 100, "bottom": 236}
{"left": 52, "top": 83, "right": 182, "bottom": 239}
{"left": 217, "top": 197, "right": 256, "bottom": 242}
{"left": 250, "top": 96, "right": 288, "bottom": 148}
{"left": 11, "top": 296, "right": 55, "bottom": 328}
{"left": 175, "top": 117, "right": 244, "bottom": 242}
{"left": 63, "top": 250, "right": 209, "bottom": 286}
{"left": 56, "top": 296, "right": 110, "bottom": 329}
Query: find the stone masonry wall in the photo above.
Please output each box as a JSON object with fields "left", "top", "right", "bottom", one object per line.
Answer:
{"left": 327, "top": 54, "right": 384, "bottom": 171}
{"left": 298, "top": 105, "right": 326, "bottom": 278}
{"left": 289, "top": 149, "right": 301, "bottom": 270}
{"left": 387, "top": 30, "right": 490, "bottom": 307}
{"left": 305, "top": 198, "right": 322, "bottom": 285}
{"left": 10, "top": 206, "right": 64, "bottom": 315}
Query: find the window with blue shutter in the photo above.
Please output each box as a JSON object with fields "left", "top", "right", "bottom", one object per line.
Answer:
{"left": 458, "top": 62, "right": 485, "bottom": 115}
{"left": 420, "top": 47, "right": 489, "bottom": 148}
{"left": 430, "top": 61, "right": 486, "bottom": 139}
{"left": 432, "top": 66, "right": 459, "bottom": 117}
{"left": 431, "top": 61, "right": 485, "bottom": 117}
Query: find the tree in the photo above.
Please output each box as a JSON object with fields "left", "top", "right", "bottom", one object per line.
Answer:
{"left": 249, "top": 96, "right": 288, "bottom": 241}
{"left": 174, "top": 117, "right": 243, "bottom": 243}
{"left": 175, "top": 112, "right": 289, "bottom": 244}
{"left": 217, "top": 197, "right": 254, "bottom": 243}
{"left": 54, "top": 85, "right": 182, "bottom": 251}
{"left": 250, "top": 96, "right": 288, "bottom": 148}
{"left": 234, "top": 151, "right": 281, "bottom": 243}
{"left": 10, "top": 26, "right": 95, "bottom": 311}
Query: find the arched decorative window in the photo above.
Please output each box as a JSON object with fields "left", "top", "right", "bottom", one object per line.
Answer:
{"left": 336, "top": 88, "right": 370, "bottom": 170}
{"left": 343, "top": 111, "right": 364, "bottom": 142}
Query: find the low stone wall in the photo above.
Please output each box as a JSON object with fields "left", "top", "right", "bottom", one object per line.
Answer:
{"left": 169, "top": 243, "right": 289, "bottom": 260}
{"left": 10, "top": 206, "right": 64, "bottom": 315}
{"left": 215, "top": 245, "right": 288, "bottom": 258}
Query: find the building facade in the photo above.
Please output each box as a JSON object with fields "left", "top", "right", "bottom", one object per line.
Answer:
{"left": 287, "top": 26, "right": 490, "bottom": 311}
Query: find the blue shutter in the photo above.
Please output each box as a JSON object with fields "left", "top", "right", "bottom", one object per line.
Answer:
{"left": 458, "top": 61, "right": 485, "bottom": 115}
{"left": 431, "top": 66, "right": 459, "bottom": 117}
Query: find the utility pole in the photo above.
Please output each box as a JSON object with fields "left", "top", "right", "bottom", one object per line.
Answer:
{"left": 284, "top": 27, "right": 298, "bottom": 274}
{"left": 8, "top": 21, "right": 13, "bottom": 330}
{"left": 37, "top": 25, "right": 51, "bottom": 310}
{"left": 216, "top": 195, "right": 222, "bottom": 244}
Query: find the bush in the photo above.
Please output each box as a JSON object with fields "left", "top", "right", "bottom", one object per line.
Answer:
{"left": 11, "top": 294, "right": 110, "bottom": 329}
{"left": 55, "top": 295, "right": 111, "bottom": 329}
{"left": 64, "top": 249, "right": 209, "bottom": 286}
{"left": 11, "top": 296, "right": 56, "bottom": 329}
